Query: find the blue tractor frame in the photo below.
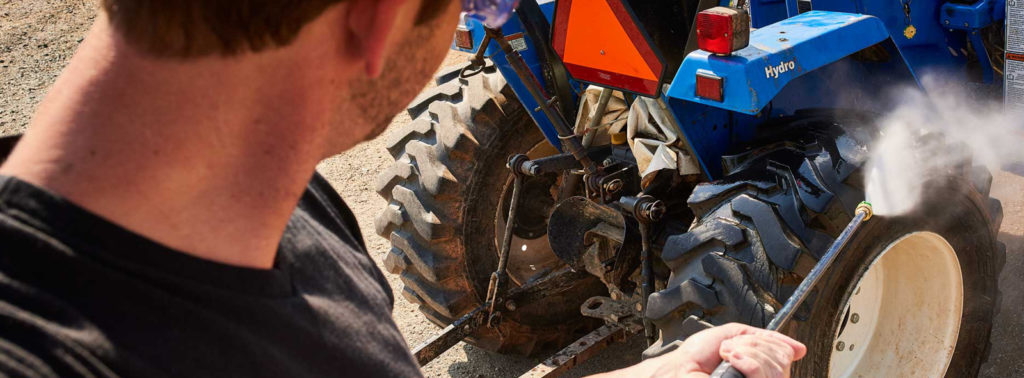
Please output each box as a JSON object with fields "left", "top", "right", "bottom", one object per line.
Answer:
{"left": 454, "top": 0, "right": 1005, "bottom": 179}
{"left": 395, "top": 0, "right": 1008, "bottom": 369}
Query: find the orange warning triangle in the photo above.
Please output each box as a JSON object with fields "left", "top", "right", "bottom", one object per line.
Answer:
{"left": 561, "top": 0, "right": 659, "bottom": 81}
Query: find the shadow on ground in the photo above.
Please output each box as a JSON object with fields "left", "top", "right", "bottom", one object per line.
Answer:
{"left": 444, "top": 335, "right": 645, "bottom": 377}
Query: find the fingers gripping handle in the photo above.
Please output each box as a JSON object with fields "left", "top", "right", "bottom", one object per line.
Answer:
{"left": 710, "top": 362, "right": 745, "bottom": 378}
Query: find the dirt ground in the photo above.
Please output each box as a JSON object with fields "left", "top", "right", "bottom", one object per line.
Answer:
{"left": 2, "top": 2, "right": 1022, "bottom": 377}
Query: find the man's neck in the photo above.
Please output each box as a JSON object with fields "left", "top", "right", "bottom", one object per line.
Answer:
{"left": 0, "top": 17, "right": 349, "bottom": 269}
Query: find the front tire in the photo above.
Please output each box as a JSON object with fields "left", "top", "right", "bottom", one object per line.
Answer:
{"left": 797, "top": 176, "right": 1003, "bottom": 376}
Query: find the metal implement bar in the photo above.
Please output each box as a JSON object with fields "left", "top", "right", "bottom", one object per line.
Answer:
{"left": 711, "top": 202, "right": 874, "bottom": 378}
{"left": 638, "top": 223, "right": 656, "bottom": 345}
{"left": 520, "top": 322, "right": 644, "bottom": 378}
{"left": 412, "top": 306, "right": 488, "bottom": 365}
{"left": 486, "top": 155, "right": 530, "bottom": 325}
{"left": 414, "top": 268, "right": 592, "bottom": 366}
{"left": 617, "top": 195, "right": 665, "bottom": 346}
{"left": 484, "top": 27, "right": 598, "bottom": 175}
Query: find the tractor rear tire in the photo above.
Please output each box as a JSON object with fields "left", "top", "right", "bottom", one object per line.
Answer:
{"left": 644, "top": 112, "right": 1004, "bottom": 376}
{"left": 375, "top": 63, "right": 603, "bottom": 355}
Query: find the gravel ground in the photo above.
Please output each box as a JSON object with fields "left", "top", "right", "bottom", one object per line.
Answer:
{"left": 2, "top": 2, "right": 1022, "bottom": 377}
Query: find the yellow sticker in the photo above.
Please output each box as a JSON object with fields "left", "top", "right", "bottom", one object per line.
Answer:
{"left": 904, "top": 25, "right": 917, "bottom": 39}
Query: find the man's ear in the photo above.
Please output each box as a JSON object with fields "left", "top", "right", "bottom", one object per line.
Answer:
{"left": 346, "top": 0, "right": 411, "bottom": 78}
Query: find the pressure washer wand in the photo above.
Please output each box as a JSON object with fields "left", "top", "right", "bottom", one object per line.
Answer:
{"left": 710, "top": 201, "right": 874, "bottom": 378}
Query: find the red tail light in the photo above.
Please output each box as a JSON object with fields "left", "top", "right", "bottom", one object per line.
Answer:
{"left": 696, "top": 72, "right": 724, "bottom": 101}
{"left": 696, "top": 7, "right": 750, "bottom": 56}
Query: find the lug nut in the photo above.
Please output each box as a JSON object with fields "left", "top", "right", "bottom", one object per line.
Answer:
{"left": 836, "top": 341, "right": 845, "bottom": 351}
{"left": 851, "top": 313, "right": 860, "bottom": 324}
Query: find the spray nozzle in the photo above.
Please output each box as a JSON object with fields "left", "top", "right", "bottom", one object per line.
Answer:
{"left": 856, "top": 201, "right": 873, "bottom": 221}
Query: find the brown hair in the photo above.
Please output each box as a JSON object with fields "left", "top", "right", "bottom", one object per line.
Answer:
{"left": 102, "top": 0, "right": 453, "bottom": 58}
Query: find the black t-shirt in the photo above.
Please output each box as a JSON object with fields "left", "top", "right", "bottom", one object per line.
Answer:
{"left": 0, "top": 174, "right": 422, "bottom": 377}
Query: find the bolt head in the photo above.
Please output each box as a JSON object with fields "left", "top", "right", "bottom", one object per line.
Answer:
{"left": 851, "top": 313, "right": 860, "bottom": 324}
{"left": 604, "top": 179, "right": 624, "bottom": 193}
{"left": 836, "top": 341, "right": 846, "bottom": 351}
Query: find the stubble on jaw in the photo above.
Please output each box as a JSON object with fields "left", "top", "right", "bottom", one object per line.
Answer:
{"left": 333, "top": 9, "right": 458, "bottom": 150}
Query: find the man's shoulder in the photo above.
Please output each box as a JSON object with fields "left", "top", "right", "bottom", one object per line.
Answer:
{"left": 0, "top": 172, "right": 415, "bottom": 377}
{"left": 0, "top": 291, "right": 118, "bottom": 378}
{"left": 0, "top": 211, "right": 118, "bottom": 377}
{"left": 281, "top": 173, "right": 395, "bottom": 304}
{"left": 294, "top": 172, "right": 367, "bottom": 250}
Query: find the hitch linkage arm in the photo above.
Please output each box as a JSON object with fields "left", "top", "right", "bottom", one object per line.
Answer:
{"left": 484, "top": 27, "right": 598, "bottom": 176}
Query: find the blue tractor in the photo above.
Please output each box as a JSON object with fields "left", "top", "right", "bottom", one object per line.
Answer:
{"left": 377, "top": 0, "right": 1007, "bottom": 375}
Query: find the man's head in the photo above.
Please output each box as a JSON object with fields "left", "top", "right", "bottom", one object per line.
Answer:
{"left": 101, "top": 0, "right": 455, "bottom": 58}
{"left": 98, "top": 0, "right": 462, "bottom": 154}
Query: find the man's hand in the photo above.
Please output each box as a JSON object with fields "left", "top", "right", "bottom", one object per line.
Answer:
{"left": 590, "top": 323, "right": 806, "bottom": 378}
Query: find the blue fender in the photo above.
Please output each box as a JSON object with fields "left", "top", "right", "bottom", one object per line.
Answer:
{"left": 665, "top": 10, "right": 921, "bottom": 178}
{"left": 668, "top": 11, "right": 916, "bottom": 115}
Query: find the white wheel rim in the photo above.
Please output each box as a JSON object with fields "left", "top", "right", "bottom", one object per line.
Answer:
{"left": 829, "top": 231, "right": 963, "bottom": 377}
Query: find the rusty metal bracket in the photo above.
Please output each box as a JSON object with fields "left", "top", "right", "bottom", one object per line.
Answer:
{"left": 412, "top": 306, "right": 488, "bottom": 366}
{"left": 580, "top": 296, "right": 637, "bottom": 324}
{"left": 485, "top": 154, "right": 531, "bottom": 328}
{"left": 520, "top": 321, "right": 643, "bottom": 378}
{"left": 413, "top": 268, "right": 593, "bottom": 367}
{"left": 616, "top": 195, "right": 665, "bottom": 346}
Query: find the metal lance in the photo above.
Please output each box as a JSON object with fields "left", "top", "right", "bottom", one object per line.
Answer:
{"left": 710, "top": 201, "right": 874, "bottom": 378}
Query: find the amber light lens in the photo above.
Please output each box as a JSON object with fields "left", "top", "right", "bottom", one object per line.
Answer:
{"left": 696, "top": 73, "right": 724, "bottom": 102}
